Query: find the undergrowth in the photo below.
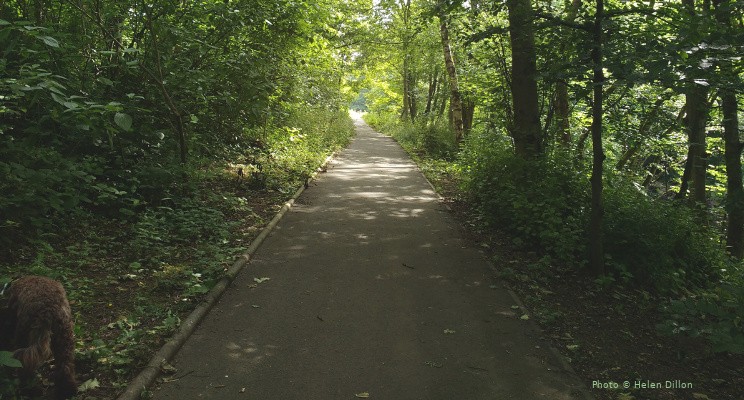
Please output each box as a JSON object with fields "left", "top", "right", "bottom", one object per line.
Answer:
{"left": 0, "top": 108, "right": 355, "bottom": 397}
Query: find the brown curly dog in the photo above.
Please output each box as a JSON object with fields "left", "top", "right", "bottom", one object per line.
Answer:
{"left": 1, "top": 276, "right": 77, "bottom": 399}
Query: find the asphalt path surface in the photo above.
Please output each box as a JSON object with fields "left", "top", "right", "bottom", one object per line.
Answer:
{"left": 153, "top": 115, "right": 588, "bottom": 399}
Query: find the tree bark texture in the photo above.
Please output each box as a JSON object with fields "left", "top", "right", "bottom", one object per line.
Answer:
{"left": 723, "top": 90, "right": 743, "bottom": 257}
{"left": 714, "top": 0, "right": 744, "bottom": 257}
{"left": 686, "top": 84, "right": 709, "bottom": 208}
{"left": 439, "top": 17, "right": 464, "bottom": 142}
{"left": 555, "top": 0, "right": 582, "bottom": 146}
{"left": 506, "top": 0, "right": 542, "bottom": 157}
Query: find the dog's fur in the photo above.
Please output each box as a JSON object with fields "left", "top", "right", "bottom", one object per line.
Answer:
{"left": 1, "top": 276, "right": 77, "bottom": 399}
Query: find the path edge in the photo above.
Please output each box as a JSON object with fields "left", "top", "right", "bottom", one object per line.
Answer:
{"left": 115, "top": 151, "right": 338, "bottom": 400}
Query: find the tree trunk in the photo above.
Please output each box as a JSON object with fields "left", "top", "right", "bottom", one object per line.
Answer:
{"left": 439, "top": 16, "right": 464, "bottom": 142}
{"left": 399, "top": 0, "right": 414, "bottom": 123}
{"left": 715, "top": 0, "right": 743, "bottom": 257}
{"left": 588, "top": 0, "right": 605, "bottom": 275}
{"left": 686, "top": 84, "right": 709, "bottom": 208}
{"left": 555, "top": 0, "right": 582, "bottom": 145}
{"left": 615, "top": 96, "right": 665, "bottom": 170}
{"left": 145, "top": 8, "right": 187, "bottom": 164}
{"left": 722, "top": 90, "right": 743, "bottom": 257}
{"left": 463, "top": 99, "right": 475, "bottom": 133}
{"left": 425, "top": 68, "right": 439, "bottom": 115}
{"left": 401, "top": 56, "right": 411, "bottom": 121}
{"left": 680, "top": 0, "right": 710, "bottom": 210}
{"left": 506, "top": 0, "right": 542, "bottom": 157}
{"left": 408, "top": 70, "right": 417, "bottom": 122}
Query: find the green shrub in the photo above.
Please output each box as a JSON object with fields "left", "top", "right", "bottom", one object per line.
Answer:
{"left": 659, "top": 273, "right": 744, "bottom": 354}
{"left": 603, "top": 183, "right": 725, "bottom": 291}
{"left": 363, "top": 113, "right": 458, "bottom": 161}
{"left": 459, "top": 129, "right": 587, "bottom": 263}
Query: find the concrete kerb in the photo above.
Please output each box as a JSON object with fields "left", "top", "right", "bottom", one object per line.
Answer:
{"left": 116, "top": 152, "right": 338, "bottom": 400}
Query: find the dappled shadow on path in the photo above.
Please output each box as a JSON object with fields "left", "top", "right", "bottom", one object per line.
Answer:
{"left": 152, "top": 116, "right": 588, "bottom": 400}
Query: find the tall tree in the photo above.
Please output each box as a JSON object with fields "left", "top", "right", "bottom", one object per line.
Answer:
{"left": 438, "top": 12, "right": 465, "bottom": 142}
{"left": 680, "top": 0, "right": 711, "bottom": 210}
{"left": 588, "top": 0, "right": 605, "bottom": 275}
{"left": 506, "top": 0, "right": 542, "bottom": 157}
{"left": 554, "top": 0, "right": 582, "bottom": 145}
{"left": 714, "top": 0, "right": 744, "bottom": 257}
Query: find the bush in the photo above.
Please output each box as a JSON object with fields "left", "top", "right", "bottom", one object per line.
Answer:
{"left": 363, "top": 113, "right": 458, "bottom": 160}
{"left": 603, "top": 183, "right": 725, "bottom": 291}
{"left": 659, "top": 273, "right": 744, "bottom": 354}
{"left": 459, "top": 129, "right": 587, "bottom": 263}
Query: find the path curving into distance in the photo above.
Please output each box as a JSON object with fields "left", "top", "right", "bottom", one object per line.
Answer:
{"left": 152, "top": 114, "right": 589, "bottom": 400}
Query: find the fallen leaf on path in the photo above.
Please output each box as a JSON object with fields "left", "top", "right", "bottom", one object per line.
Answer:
{"left": 254, "top": 277, "right": 270, "bottom": 284}
{"left": 692, "top": 394, "right": 712, "bottom": 400}
{"left": 160, "top": 360, "right": 177, "bottom": 374}
{"left": 520, "top": 314, "right": 530, "bottom": 320}
{"left": 566, "top": 344, "right": 579, "bottom": 351}
{"left": 251, "top": 305, "right": 261, "bottom": 308}
{"left": 240, "top": 387, "right": 246, "bottom": 393}
{"left": 443, "top": 329, "right": 456, "bottom": 334}
{"left": 510, "top": 305, "right": 520, "bottom": 310}
{"left": 355, "top": 392, "right": 370, "bottom": 398}
{"left": 424, "top": 361, "right": 443, "bottom": 368}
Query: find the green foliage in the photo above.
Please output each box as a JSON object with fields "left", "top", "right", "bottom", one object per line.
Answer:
{"left": 372, "top": 116, "right": 459, "bottom": 160}
{"left": 459, "top": 129, "right": 587, "bottom": 263}
{"left": 0, "top": 0, "right": 351, "bottom": 252}
{"left": 603, "top": 183, "right": 726, "bottom": 291}
{"left": 659, "top": 275, "right": 744, "bottom": 354}
{"left": 0, "top": 351, "right": 22, "bottom": 399}
{"left": 259, "top": 108, "right": 355, "bottom": 191}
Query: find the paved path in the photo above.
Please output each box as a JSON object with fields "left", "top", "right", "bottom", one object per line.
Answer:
{"left": 153, "top": 116, "right": 588, "bottom": 399}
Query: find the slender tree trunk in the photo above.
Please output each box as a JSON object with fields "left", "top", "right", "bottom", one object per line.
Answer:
{"left": 462, "top": 99, "right": 475, "bottom": 132}
{"left": 439, "top": 16, "right": 464, "bottom": 142}
{"left": 506, "top": 0, "right": 542, "bottom": 157}
{"left": 436, "top": 91, "right": 448, "bottom": 122}
{"left": 408, "top": 71, "right": 417, "bottom": 121}
{"left": 425, "top": 68, "right": 439, "bottom": 115}
{"left": 555, "top": 0, "right": 582, "bottom": 145}
{"left": 145, "top": 8, "right": 187, "bottom": 164}
{"left": 401, "top": 56, "right": 410, "bottom": 121}
{"left": 588, "top": 0, "right": 605, "bottom": 275}
{"left": 615, "top": 96, "right": 666, "bottom": 170}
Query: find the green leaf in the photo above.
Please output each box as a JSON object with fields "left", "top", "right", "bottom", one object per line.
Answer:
{"left": 51, "top": 92, "right": 66, "bottom": 105}
{"left": 0, "top": 19, "right": 11, "bottom": 26}
{"left": 114, "top": 112, "right": 133, "bottom": 131}
{"left": 0, "top": 351, "right": 21, "bottom": 368}
{"left": 40, "top": 35, "right": 59, "bottom": 47}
